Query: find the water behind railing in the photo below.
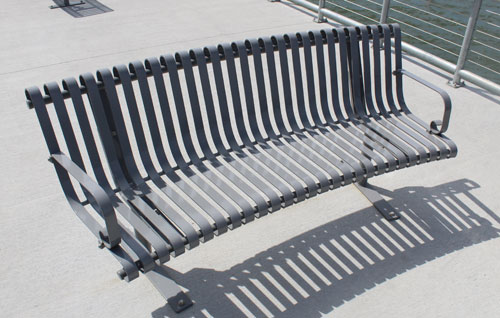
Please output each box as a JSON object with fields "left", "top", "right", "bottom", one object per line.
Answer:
{"left": 311, "top": 0, "right": 500, "bottom": 84}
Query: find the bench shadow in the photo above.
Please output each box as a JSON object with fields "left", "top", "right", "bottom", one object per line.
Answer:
{"left": 51, "top": 0, "right": 113, "bottom": 18}
{"left": 151, "top": 178, "right": 500, "bottom": 318}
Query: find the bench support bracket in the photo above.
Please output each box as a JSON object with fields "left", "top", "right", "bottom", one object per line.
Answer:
{"left": 145, "top": 265, "right": 193, "bottom": 313}
{"left": 135, "top": 229, "right": 193, "bottom": 313}
{"left": 355, "top": 179, "right": 400, "bottom": 221}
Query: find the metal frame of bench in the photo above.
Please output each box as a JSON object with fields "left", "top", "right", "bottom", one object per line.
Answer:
{"left": 26, "top": 24, "right": 456, "bottom": 313}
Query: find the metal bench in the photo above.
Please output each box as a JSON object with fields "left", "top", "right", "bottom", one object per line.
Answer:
{"left": 26, "top": 24, "right": 456, "bottom": 313}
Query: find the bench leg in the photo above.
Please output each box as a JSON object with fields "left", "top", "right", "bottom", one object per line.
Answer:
{"left": 145, "top": 265, "right": 193, "bottom": 313}
{"left": 134, "top": 230, "right": 193, "bottom": 313}
{"left": 355, "top": 178, "right": 400, "bottom": 221}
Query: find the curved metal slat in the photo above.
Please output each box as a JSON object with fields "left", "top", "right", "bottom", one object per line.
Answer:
{"left": 131, "top": 59, "right": 244, "bottom": 230}
{"left": 335, "top": 28, "right": 405, "bottom": 171}
{"left": 293, "top": 31, "right": 384, "bottom": 178}
{"left": 98, "top": 67, "right": 206, "bottom": 248}
{"left": 80, "top": 72, "right": 187, "bottom": 256}
{"left": 360, "top": 26, "right": 440, "bottom": 163}
{"left": 261, "top": 37, "right": 346, "bottom": 188}
{"left": 64, "top": 77, "right": 172, "bottom": 264}
{"left": 113, "top": 64, "right": 219, "bottom": 241}
{"left": 345, "top": 26, "right": 420, "bottom": 166}
{"left": 204, "top": 44, "right": 306, "bottom": 206}
{"left": 147, "top": 55, "right": 274, "bottom": 215}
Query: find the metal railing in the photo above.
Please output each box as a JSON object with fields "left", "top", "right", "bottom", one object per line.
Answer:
{"left": 272, "top": 0, "right": 500, "bottom": 96}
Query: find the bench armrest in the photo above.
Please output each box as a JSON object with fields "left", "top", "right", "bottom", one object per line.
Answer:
{"left": 50, "top": 152, "right": 121, "bottom": 248}
{"left": 394, "top": 69, "right": 451, "bottom": 135}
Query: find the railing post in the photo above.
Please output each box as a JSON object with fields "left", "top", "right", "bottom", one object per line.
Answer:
{"left": 379, "top": 0, "right": 391, "bottom": 24}
{"left": 450, "top": 0, "right": 483, "bottom": 87}
{"left": 379, "top": 0, "right": 391, "bottom": 48}
{"left": 314, "top": 0, "right": 327, "bottom": 23}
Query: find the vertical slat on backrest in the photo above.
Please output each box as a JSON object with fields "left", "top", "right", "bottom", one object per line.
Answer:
{"left": 190, "top": 48, "right": 229, "bottom": 154}
{"left": 229, "top": 39, "right": 314, "bottom": 202}
{"left": 370, "top": 25, "right": 390, "bottom": 116}
{"left": 311, "top": 30, "right": 330, "bottom": 124}
{"left": 171, "top": 51, "right": 244, "bottom": 230}
{"left": 177, "top": 49, "right": 252, "bottom": 226}
{"left": 66, "top": 75, "right": 175, "bottom": 264}
{"left": 116, "top": 62, "right": 219, "bottom": 240}
{"left": 45, "top": 82, "right": 86, "bottom": 169}
{"left": 325, "top": 29, "right": 346, "bottom": 122}
{"left": 44, "top": 82, "right": 99, "bottom": 209}
{"left": 299, "top": 31, "right": 323, "bottom": 126}
{"left": 97, "top": 68, "right": 205, "bottom": 251}
{"left": 222, "top": 43, "right": 255, "bottom": 147}
{"left": 176, "top": 51, "right": 214, "bottom": 158}
{"left": 129, "top": 61, "right": 173, "bottom": 172}
{"left": 81, "top": 73, "right": 188, "bottom": 252}
{"left": 255, "top": 36, "right": 331, "bottom": 193}
{"left": 346, "top": 27, "right": 367, "bottom": 117}
{"left": 26, "top": 87, "right": 60, "bottom": 155}
{"left": 249, "top": 38, "right": 276, "bottom": 137}
{"left": 160, "top": 55, "right": 201, "bottom": 164}
{"left": 113, "top": 64, "right": 159, "bottom": 179}
{"left": 275, "top": 34, "right": 301, "bottom": 131}
{"left": 79, "top": 73, "right": 132, "bottom": 190}
{"left": 97, "top": 68, "right": 148, "bottom": 186}
{"left": 289, "top": 33, "right": 312, "bottom": 129}
{"left": 336, "top": 28, "right": 356, "bottom": 120}
{"left": 235, "top": 41, "right": 267, "bottom": 143}
{"left": 381, "top": 24, "right": 399, "bottom": 113}
{"left": 262, "top": 37, "right": 287, "bottom": 136}
{"left": 195, "top": 44, "right": 284, "bottom": 212}
{"left": 145, "top": 57, "right": 188, "bottom": 169}
{"left": 205, "top": 46, "right": 243, "bottom": 150}
{"left": 358, "top": 26, "right": 379, "bottom": 117}
{"left": 100, "top": 66, "right": 209, "bottom": 248}
{"left": 393, "top": 24, "right": 409, "bottom": 113}
{"left": 63, "top": 78, "right": 115, "bottom": 192}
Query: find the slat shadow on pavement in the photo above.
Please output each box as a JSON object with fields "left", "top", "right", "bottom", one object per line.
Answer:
{"left": 151, "top": 178, "right": 500, "bottom": 317}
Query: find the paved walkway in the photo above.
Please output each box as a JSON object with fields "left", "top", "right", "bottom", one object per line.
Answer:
{"left": 1, "top": 0, "right": 499, "bottom": 317}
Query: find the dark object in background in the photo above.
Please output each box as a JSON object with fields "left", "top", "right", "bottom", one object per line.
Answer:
{"left": 50, "top": 0, "right": 112, "bottom": 18}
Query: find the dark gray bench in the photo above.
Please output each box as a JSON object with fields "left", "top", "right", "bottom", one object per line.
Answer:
{"left": 26, "top": 24, "right": 456, "bottom": 313}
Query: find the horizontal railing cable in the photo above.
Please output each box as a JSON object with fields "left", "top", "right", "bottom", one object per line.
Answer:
{"left": 363, "top": 0, "right": 500, "bottom": 53}
{"left": 324, "top": 0, "right": 378, "bottom": 23}
{"left": 391, "top": 0, "right": 500, "bottom": 41}
{"left": 333, "top": 0, "right": 500, "bottom": 70}
{"left": 486, "top": 9, "right": 500, "bottom": 16}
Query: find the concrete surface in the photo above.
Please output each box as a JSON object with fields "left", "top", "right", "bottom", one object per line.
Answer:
{"left": 1, "top": 0, "right": 499, "bottom": 317}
